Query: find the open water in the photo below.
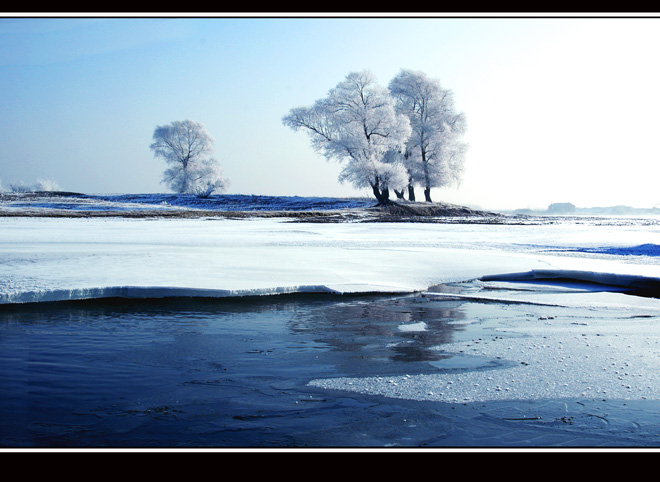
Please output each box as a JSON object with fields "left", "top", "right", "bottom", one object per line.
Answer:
{"left": 0, "top": 292, "right": 475, "bottom": 448}
{"left": 4, "top": 286, "right": 660, "bottom": 449}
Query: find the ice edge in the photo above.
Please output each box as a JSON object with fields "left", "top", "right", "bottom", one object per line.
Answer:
{"left": 0, "top": 284, "right": 414, "bottom": 305}
{"left": 479, "top": 269, "right": 660, "bottom": 296}
{"left": 2, "top": 269, "right": 660, "bottom": 305}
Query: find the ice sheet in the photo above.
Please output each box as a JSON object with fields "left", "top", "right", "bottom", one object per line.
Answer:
{"left": 3, "top": 215, "right": 660, "bottom": 409}
{"left": 310, "top": 281, "right": 660, "bottom": 404}
{"left": 1, "top": 216, "right": 659, "bottom": 304}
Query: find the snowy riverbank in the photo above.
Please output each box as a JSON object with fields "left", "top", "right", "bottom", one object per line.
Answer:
{"left": 3, "top": 203, "right": 660, "bottom": 447}
{"left": 1, "top": 214, "right": 659, "bottom": 305}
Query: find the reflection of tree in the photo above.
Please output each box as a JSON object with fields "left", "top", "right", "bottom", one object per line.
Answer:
{"left": 1, "top": 293, "right": 468, "bottom": 371}
{"left": 290, "top": 294, "right": 468, "bottom": 367}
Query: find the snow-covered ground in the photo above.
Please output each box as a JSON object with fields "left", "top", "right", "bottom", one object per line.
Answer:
{"left": 0, "top": 192, "right": 374, "bottom": 214}
{"left": 1, "top": 215, "right": 659, "bottom": 304}
{"left": 2, "top": 206, "right": 660, "bottom": 410}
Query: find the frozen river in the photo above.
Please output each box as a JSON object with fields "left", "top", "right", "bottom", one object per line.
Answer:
{"left": 1, "top": 214, "right": 660, "bottom": 448}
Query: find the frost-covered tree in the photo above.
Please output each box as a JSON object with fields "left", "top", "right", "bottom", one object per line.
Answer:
{"left": 384, "top": 148, "right": 417, "bottom": 201}
{"left": 8, "top": 178, "right": 61, "bottom": 192}
{"left": 150, "top": 119, "right": 229, "bottom": 197}
{"left": 8, "top": 181, "right": 31, "bottom": 193}
{"left": 389, "top": 69, "right": 467, "bottom": 202}
{"left": 282, "top": 70, "right": 411, "bottom": 204}
{"left": 34, "top": 178, "right": 61, "bottom": 192}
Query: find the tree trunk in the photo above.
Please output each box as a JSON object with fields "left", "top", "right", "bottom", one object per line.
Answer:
{"left": 421, "top": 147, "right": 431, "bottom": 203}
{"left": 370, "top": 174, "right": 395, "bottom": 205}
{"left": 371, "top": 183, "right": 385, "bottom": 203}
{"left": 381, "top": 187, "right": 390, "bottom": 202}
{"left": 408, "top": 184, "right": 416, "bottom": 202}
{"left": 394, "top": 189, "right": 405, "bottom": 199}
{"left": 371, "top": 180, "right": 393, "bottom": 205}
{"left": 424, "top": 187, "right": 432, "bottom": 203}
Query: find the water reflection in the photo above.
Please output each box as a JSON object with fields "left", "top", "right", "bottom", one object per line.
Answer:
{"left": 291, "top": 294, "right": 467, "bottom": 365}
{"left": 0, "top": 292, "right": 471, "bottom": 447}
{"left": 0, "top": 292, "right": 468, "bottom": 367}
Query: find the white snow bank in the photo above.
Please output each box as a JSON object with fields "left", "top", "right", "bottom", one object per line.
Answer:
{"left": 0, "top": 216, "right": 659, "bottom": 304}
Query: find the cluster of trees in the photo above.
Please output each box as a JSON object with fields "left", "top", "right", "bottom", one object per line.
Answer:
{"left": 151, "top": 69, "right": 466, "bottom": 203}
{"left": 282, "top": 69, "right": 467, "bottom": 203}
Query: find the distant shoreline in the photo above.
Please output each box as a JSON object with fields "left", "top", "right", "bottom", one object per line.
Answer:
{"left": 1, "top": 192, "right": 659, "bottom": 225}
{"left": 0, "top": 191, "right": 502, "bottom": 222}
{"left": 0, "top": 205, "right": 503, "bottom": 223}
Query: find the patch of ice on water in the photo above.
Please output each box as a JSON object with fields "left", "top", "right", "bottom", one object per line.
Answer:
{"left": 310, "top": 295, "right": 660, "bottom": 404}
{"left": 397, "top": 321, "right": 428, "bottom": 332}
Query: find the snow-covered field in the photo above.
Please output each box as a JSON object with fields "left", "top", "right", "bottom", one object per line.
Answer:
{"left": 1, "top": 198, "right": 659, "bottom": 304}
{"left": 3, "top": 193, "right": 660, "bottom": 416}
{"left": 0, "top": 192, "right": 374, "bottom": 214}
{"left": 2, "top": 214, "right": 659, "bottom": 305}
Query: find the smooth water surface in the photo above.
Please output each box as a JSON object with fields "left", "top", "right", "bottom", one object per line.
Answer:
{"left": 0, "top": 293, "right": 474, "bottom": 448}
{"left": 5, "top": 287, "right": 660, "bottom": 449}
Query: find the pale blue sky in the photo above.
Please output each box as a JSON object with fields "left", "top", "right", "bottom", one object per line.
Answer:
{"left": 1, "top": 15, "right": 659, "bottom": 210}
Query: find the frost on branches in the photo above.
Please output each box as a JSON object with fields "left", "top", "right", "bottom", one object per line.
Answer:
{"left": 389, "top": 69, "right": 467, "bottom": 203}
{"left": 283, "top": 69, "right": 467, "bottom": 204}
{"left": 6, "top": 178, "right": 61, "bottom": 193}
{"left": 150, "top": 119, "right": 229, "bottom": 197}
{"left": 282, "top": 71, "right": 411, "bottom": 204}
